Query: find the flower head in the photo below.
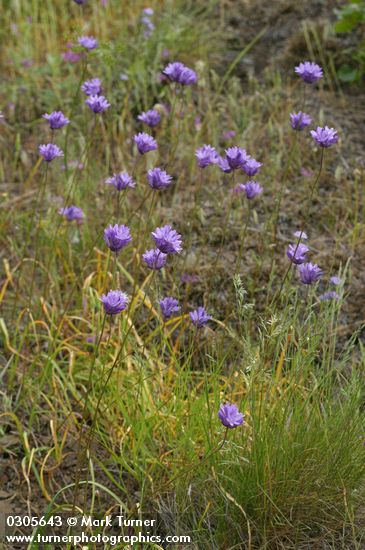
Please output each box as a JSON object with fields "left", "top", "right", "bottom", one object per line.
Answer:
{"left": 217, "top": 155, "right": 232, "bottom": 173}
{"left": 319, "top": 291, "right": 339, "bottom": 301}
{"left": 147, "top": 167, "right": 173, "bottom": 190}
{"left": 43, "top": 111, "right": 69, "bottom": 130}
{"left": 218, "top": 403, "right": 244, "bottom": 429}
{"left": 101, "top": 290, "right": 129, "bottom": 315}
{"left": 78, "top": 36, "right": 98, "bottom": 50}
{"left": 104, "top": 224, "right": 132, "bottom": 253}
{"left": 225, "top": 146, "right": 250, "bottom": 170}
{"left": 134, "top": 132, "right": 157, "bottom": 154}
{"left": 73, "top": 0, "right": 87, "bottom": 4}
{"left": 39, "top": 143, "right": 64, "bottom": 162}
{"left": 298, "top": 262, "right": 323, "bottom": 285}
{"left": 286, "top": 243, "right": 309, "bottom": 265}
{"left": 142, "top": 248, "right": 167, "bottom": 270}
{"left": 242, "top": 181, "right": 263, "bottom": 199}
{"left": 242, "top": 158, "right": 262, "bottom": 176}
{"left": 159, "top": 297, "right": 180, "bottom": 320}
{"left": 58, "top": 205, "right": 84, "bottom": 223}
{"left": 295, "top": 61, "right": 323, "bottom": 84}
{"left": 290, "top": 111, "right": 312, "bottom": 131}
{"left": 310, "top": 126, "right": 338, "bottom": 148}
{"left": 330, "top": 276, "right": 342, "bottom": 286}
{"left": 82, "top": 78, "right": 102, "bottom": 96}
{"left": 152, "top": 225, "right": 182, "bottom": 254}
{"left": 189, "top": 306, "right": 211, "bottom": 328}
{"left": 106, "top": 172, "right": 135, "bottom": 191}
{"left": 195, "top": 145, "right": 219, "bottom": 168}
{"left": 85, "top": 95, "right": 110, "bottom": 114}
{"left": 163, "top": 61, "right": 197, "bottom": 85}
{"left": 137, "top": 109, "right": 161, "bottom": 128}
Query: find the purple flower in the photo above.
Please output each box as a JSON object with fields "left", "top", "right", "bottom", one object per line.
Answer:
{"left": 293, "top": 230, "right": 308, "bottom": 240}
{"left": 222, "top": 130, "right": 236, "bottom": 140}
{"left": 242, "top": 158, "right": 262, "bottom": 177}
{"left": 58, "top": 205, "right": 84, "bottom": 222}
{"left": 43, "top": 111, "right": 69, "bottom": 130}
{"left": 106, "top": 172, "right": 135, "bottom": 191}
{"left": 286, "top": 243, "right": 309, "bottom": 265}
{"left": 330, "top": 276, "right": 341, "bottom": 286}
{"left": 242, "top": 181, "right": 263, "bottom": 199}
{"left": 195, "top": 145, "right": 219, "bottom": 168}
{"left": 301, "top": 167, "right": 313, "bottom": 178}
{"left": 189, "top": 306, "right": 211, "bottom": 328}
{"left": 73, "top": 0, "right": 87, "bottom": 4}
{"left": 39, "top": 143, "right": 64, "bottom": 162}
{"left": 82, "top": 78, "right": 102, "bottom": 96}
{"left": 85, "top": 95, "right": 110, "bottom": 114}
{"left": 310, "top": 126, "right": 339, "bottom": 148}
{"left": 104, "top": 224, "right": 132, "bottom": 253}
{"left": 218, "top": 403, "right": 244, "bottom": 429}
{"left": 143, "top": 7, "right": 154, "bottom": 15}
{"left": 101, "top": 290, "right": 129, "bottom": 315}
{"left": 62, "top": 50, "right": 82, "bottom": 63}
{"left": 217, "top": 155, "right": 232, "bottom": 173}
{"left": 147, "top": 167, "right": 173, "bottom": 190}
{"left": 137, "top": 109, "right": 161, "bottom": 128}
{"left": 295, "top": 61, "right": 323, "bottom": 84}
{"left": 78, "top": 36, "right": 98, "bottom": 50}
{"left": 134, "top": 132, "right": 157, "bottom": 154}
{"left": 290, "top": 111, "right": 312, "bottom": 131}
{"left": 319, "top": 291, "right": 339, "bottom": 301}
{"left": 225, "top": 147, "right": 250, "bottom": 170}
{"left": 142, "top": 248, "right": 167, "bottom": 270}
{"left": 163, "top": 61, "right": 197, "bottom": 85}
{"left": 298, "top": 262, "right": 323, "bottom": 285}
{"left": 159, "top": 297, "right": 180, "bottom": 320}
{"left": 152, "top": 225, "right": 182, "bottom": 254}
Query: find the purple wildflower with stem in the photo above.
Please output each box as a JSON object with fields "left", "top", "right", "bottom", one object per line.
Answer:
{"left": 242, "top": 181, "right": 263, "bottom": 199}
{"left": 106, "top": 172, "right": 135, "bottom": 191}
{"left": 43, "top": 111, "right": 69, "bottom": 130}
{"left": 159, "top": 297, "right": 180, "bottom": 321}
{"left": 217, "top": 155, "right": 232, "bottom": 173}
{"left": 298, "top": 262, "right": 323, "bottom": 285}
{"left": 242, "top": 158, "right": 262, "bottom": 177}
{"left": 39, "top": 143, "right": 64, "bottom": 162}
{"left": 295, "top": 61, "right": 323, "bottom": 84}
{"left": 310, "top": 126, "right": 339, "bottom": 148}
{"left": 137, "top": 109, "right": 161, "bottom": 128}
{"left": 85, "top": 95, "right": 110, "bottom": 114}
{"left": 104, "top": 225, "right": 132, "bottom": 253}
{"left": 218, "top": 403, "right": 244, "bottom": 429}
{"left": 134, "top": 132, "right": 158, "bottom": 154}
{"left": 58, "top": 205, "right": 84, "bottom": 223}
{"left": 82, "top": 78, "right": 102, "bottom": 96}
{"left": 225, "top": 147, "right": 250, "bottom": 170}
{"left": 290, "top": 111, "right": 312, "bottom": 131}
{"left": 142, "top": 249, "right": 167, "bottom": 270}
{"left": 163, "top": 61, "right": 197, "bottom": 85}
{"left": 101, "top": 290, "right": 129, "bottom": 315}
{"left": 293, "top": 230, "right": 308, "bottom": 240}
{"left": 189, "top": 306, "right": 211, "bottom": 328}
{"left": 196, "top": 145, "right": 219, "bottom": 168}
{"left": 147, "top": 167, "right": 173, "bottom": 190}
{"left": 286, "top": 243, "right": 309, "bottom": 265}
{"left": 78, "top": 36, "right": 98, "bottom": 50}
{"left": 152, "top": 225, "right": 182, "bottom": 254}
{"left": 330, "top": 276, "right": 342, "bottom": 286}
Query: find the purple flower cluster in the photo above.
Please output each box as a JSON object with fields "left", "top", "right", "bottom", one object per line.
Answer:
{"left": 298, "top": 262, "right": 323, "bottom": 285}
{"left": 104, "top": 224, "right": 132, "bottom": 253}
{"left": 78, "top": 36, "right": 98, "bottom": 50}
{"left": 311, "top": 126, "right": 339, "bottom": 148}
{"left": 59, "top": 205, "right": 84, "bottom": 223}
{"left": 295, "top": 61, "right": 323, "bottom": 84}
{"left": 196, "top": 145, "right": 219, "bottom": 168}
{"left": 85, "top": 95, "right": 110, "bottom": 114}
{"left": 152, "top": 225, "right": 182, "bottom": 254}
{"left": 159, "top": 297, "right": 180, "bottom": 321}
{"left": 134, "top": 132, "right": 158, "bottom": 154}
{"left": 189, "top": 306, "right": 211, "bottom": 328}
{"left": 142, "top": 249, "right": 167, "bottom": 270}
{"left": 101, "top": 290, "right": 129, "bottom": 315}
{"left": 137, "top": 109, "right": 161, "bottom": 128}
{"left": 286, "top": 243, "right": 309, "bottom": 265}
{"left": 218, "top": 403, "right": 244, "bottom": 429}
{"left": 82, "top": 78, "right": 102, "bottom": 96}
{"left": 106, "top": 172, "right": 135, "bottom": 191}
{"left": 39, "top": 143, "right": 64, "bottom": 162}
{"left": 147, "top": 167, "right": 173, "bottom": 190}
{"left": 43, "top": 111, "right": 69, "bottom": 130}
{"left": 163, "top": 62, "right": 197, "bottom": 86}
{"left": 290, "top": 111, "right": 312, "bottom": 131}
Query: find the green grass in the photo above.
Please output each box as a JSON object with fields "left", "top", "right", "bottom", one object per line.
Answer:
{"left": 1, "top": 1, "right": 365, "bottom": 549}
